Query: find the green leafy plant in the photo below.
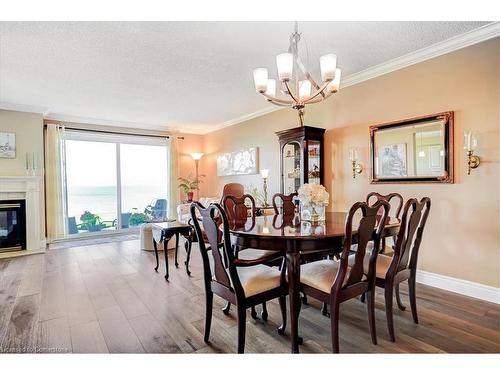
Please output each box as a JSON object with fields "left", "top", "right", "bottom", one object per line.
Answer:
{"left": 129, "top": 212, "right": 149, "bottom": 226}
{"left": 178, "top": 173, "right": 205, "bottom": 194}
{"left": 79, "top": 210, "right": 102, "bottom": 232}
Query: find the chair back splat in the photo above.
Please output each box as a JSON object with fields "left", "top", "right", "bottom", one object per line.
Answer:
{"left": 390, "top": 197, "right": 431, "bottom": 276}
{"left": 272, "top": 192, "right": 298, "bottom": 216}
{"left": 338, "top": 200, "right": 390, "bottom": 291}
{"left": 223, "top": 194, "right": 256, "bottom": 222}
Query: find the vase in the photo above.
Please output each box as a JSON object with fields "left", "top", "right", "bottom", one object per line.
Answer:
{"left": 300, "top": 203, "right": 326, "bottom": 223}
{"left": 187, "top": 192, "right": 194, "bottom": 202}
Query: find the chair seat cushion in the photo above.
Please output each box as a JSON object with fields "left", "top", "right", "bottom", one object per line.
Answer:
{"left": 300, "top": 259, "right": 347, "bottom": 294}
{"left": 237, "top": 264, "right": 282, "bottom": 297}
{"left": 237, "top": 248, "right": 278, "bottom": 261}
{"left": 347, "top": 252, "right": 393, "bottom": 279}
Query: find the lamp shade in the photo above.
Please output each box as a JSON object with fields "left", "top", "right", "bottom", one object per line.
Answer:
{"left": 260, "top": 169, "right": 269, "bottom": 178}
{"left": 276, "top": 53, "right": 293, "bottom": 81}
{"left": 190, "top": 152, "right": 204, "bottom": 161}
{"left": 265, "top": 79, "right": 276, "bottom": 97}
{"left": 253, "top": 68, "right": 269, "bottom": 93}
{"left": 320, "top": 54, "right": 337, "bottom": 82}
{"left": 327, "top": 68, "right": 342, "bottom": 93}
{"left": 298, "top": 80, "right": 311, "bottom": 101}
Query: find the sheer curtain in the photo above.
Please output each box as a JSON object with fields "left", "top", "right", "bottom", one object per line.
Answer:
{"left": 45, "top": 124, "right": 67, "bottom": 241}
{"left": 166, "top": 136, "right": 180, "bottom": 220}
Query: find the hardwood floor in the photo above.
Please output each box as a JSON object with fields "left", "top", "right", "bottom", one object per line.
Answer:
{"left": 0, "top": 239, "right": 499, "bottom": 353}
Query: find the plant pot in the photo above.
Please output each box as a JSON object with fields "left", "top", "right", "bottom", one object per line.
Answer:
{"left": 187, "top": 191, "right": 194, "bottom": 202}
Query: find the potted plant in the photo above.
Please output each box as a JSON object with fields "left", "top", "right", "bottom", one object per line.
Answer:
{"left": 129, "top": 212, "right": 149, "bottom": 226}
{"left": 80, "top": 210, "right": 102, "bottom": 232}
{"left": 178, "top": 173, "right": 205, "bottom": 202}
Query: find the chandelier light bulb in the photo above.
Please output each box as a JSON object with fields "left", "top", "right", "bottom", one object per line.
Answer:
{"left": 276, "top": 53, "right": 293, "bottom": 81}
{"left": 327, "top": 68, "right": 342, "bottom": 93}
{"left": 298, "top": 80, "right": 312, "bottom": 101}
{"left": 265, "top": 79, "right": 276, "bottom": 97}
{"left": 320, "top": 54, "right": 337, "bottom": 82}
{"left": 253, "top": 68, "right": 269, "bottom": 93}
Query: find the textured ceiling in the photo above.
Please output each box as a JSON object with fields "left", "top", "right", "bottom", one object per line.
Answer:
{"left": 0, "top": 21, "right": 491, "bottom": 133}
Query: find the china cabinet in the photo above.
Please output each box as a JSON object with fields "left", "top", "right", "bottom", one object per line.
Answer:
{"left": 276, "top": 126, "right": 325, "bottom": 194}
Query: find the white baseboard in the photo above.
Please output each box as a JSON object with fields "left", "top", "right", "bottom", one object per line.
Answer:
{"left": 416, "top": 270, "right": 500, "bottom": 305}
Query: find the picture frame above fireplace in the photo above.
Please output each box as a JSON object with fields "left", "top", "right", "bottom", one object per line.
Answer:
{"left": 0, "top": 132, "right": 16, "bottom": 159}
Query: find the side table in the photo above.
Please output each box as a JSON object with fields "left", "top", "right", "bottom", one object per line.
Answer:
{"left": 151, "top": 221, "right": 193, "bottom": 280}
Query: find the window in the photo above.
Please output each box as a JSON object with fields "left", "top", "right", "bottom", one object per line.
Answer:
{"left": 63, "top": 130, "right": 168, "bottom": 237}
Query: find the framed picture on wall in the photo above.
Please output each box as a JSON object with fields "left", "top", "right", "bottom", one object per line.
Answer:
{"left": 0, "top": 132, "right": 16, "bottom": 158}
{"left": 216, "top": 147, "right": 258, "bottom": 176}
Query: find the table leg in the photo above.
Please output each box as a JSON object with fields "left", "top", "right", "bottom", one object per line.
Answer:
{"left": 153, "top": 238, "right": 159, "bottom": 272}
{"left": 184, "top": 236, "right": 192, "bottom": 276}
{"left": 163, "top": 235, "right": 172, "bottom": 281}
{"left": 287, "top": 250, "right": 302, "bottom": 353}
{"left": 174, "top": 233, "right": 180, "bottom": 268}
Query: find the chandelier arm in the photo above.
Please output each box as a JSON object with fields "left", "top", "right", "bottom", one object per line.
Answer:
{"left": 283, "top": 80, "right": 299, "bottom": 103}
{"left": 266, "top": 99, "right": 292, "bottom": 107}
{"left": 306, "top": 90, "right": 335, "bottom": 104}
{"left": 295, "top": 54, "right": 322, "bottom": 95}
{"left": 261, "top": 92, "right": 294, "bottom": 105}
{"left": 303, "top": 81, "right": 332, "bottom": 104}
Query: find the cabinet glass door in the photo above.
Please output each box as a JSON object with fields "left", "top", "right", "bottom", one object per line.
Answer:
{"left": 283, "top": 142, "right": 302, "bottom": 194}
{"left": 307, "top": 140, "right": 321, "bottom": 185}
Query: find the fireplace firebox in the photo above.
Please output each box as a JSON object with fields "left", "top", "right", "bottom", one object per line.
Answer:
{"left": 0, "top": 200, "right": 27, "bottom": 252}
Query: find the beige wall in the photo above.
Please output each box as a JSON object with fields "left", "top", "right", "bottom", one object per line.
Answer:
{"left": 0, "top": 109, "right": 46, "bottom": 241}
{"left": 201, "top": 38, "right": 500, "bottom": 288}
{"left": 0, "top": 110, "right": 44, "bottom": 175}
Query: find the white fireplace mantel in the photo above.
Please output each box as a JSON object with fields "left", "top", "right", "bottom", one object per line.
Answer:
{"left": 0, "top": 175, "right": 45, "bottom": 255}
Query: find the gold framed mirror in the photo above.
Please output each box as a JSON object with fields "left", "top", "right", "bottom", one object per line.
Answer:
{"left": 370, "top": 111, "right": 454, "bottom": 184}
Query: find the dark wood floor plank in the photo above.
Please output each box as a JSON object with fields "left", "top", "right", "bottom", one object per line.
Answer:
{"left": 1, "top": 294, "right": 40, "bottom": 352}
{"left": 0, "top": 273, "right": 23, "bottom": 346}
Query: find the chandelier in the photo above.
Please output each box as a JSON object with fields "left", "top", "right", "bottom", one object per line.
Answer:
{"left": 252, "top": 22, "right": 342, "bottom": 126}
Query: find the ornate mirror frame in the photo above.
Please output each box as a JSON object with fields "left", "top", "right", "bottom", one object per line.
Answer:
{"left": 370, "top": 111, "right": 454, "bottom": 184}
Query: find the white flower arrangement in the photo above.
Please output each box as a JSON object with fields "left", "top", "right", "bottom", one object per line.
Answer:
{"left": 297, "top": 183, "right": 329, "bottom": 206}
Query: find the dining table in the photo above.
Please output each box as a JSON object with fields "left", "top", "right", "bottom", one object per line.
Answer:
{"left": 228, "top": 211, "right": 400, "bottom": 353}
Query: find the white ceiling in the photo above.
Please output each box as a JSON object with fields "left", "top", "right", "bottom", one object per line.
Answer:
{"left": 0, "top": 21, "right": 493, "bottom": 133}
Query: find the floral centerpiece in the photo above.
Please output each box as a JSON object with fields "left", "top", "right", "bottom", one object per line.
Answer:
{"left": 297, "top": 183, "right": 329, "bottom": 223}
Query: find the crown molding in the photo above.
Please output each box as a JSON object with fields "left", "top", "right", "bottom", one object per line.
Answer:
{"left": 208, "top": 22, "right": 500, "bottom": 134}
{"left": 341, "top": 22, "right": 500, "bottom": 88}
{"left": 198, "top": 105, "right": 280, "bottom": 135}
{"left": 0, "top": 101, "right": 49, "bottom": 115}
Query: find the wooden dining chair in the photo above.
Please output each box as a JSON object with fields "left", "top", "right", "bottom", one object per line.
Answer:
{"left": 223, "top": 194, "right": 279, "bottom": 320}
{"left": 370, "top": 197, "right": 431, "bottom": 342}
{"left": 190, "top": 202, "right": 288, "bottom": 353}
{"left": 272, "top": 192, "right": 298, "bottom": 216}
{"left": 366, "top": 192, "right": 403, "bottom": 254}
{"left": 299, "top": 200, "right": 390, "bottom": 353}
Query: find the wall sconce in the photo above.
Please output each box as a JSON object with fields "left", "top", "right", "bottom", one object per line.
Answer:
{"left": 463, "top": 131, "right": 480, "bottom": 175}
{"left": 260, "top": 169, "right": 270, "bottom": 206}
{"left": 190, "top": 152, "right": 204, "bottom": 199}
{"left": 349, "top": 148, "right": 363, "bottom": 179}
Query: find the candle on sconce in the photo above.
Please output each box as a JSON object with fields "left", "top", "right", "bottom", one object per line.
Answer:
{"left": 349, "top": 148, "right": 358, "bottom": 162}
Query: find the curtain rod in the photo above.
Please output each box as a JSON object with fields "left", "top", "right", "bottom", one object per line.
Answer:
{"left": 43, "top": 122, "right": 184, "bottom": 140}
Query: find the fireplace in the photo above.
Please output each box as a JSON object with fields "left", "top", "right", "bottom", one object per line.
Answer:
{"left": 0, "top": 199, "right": 27, "bottom": 252}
